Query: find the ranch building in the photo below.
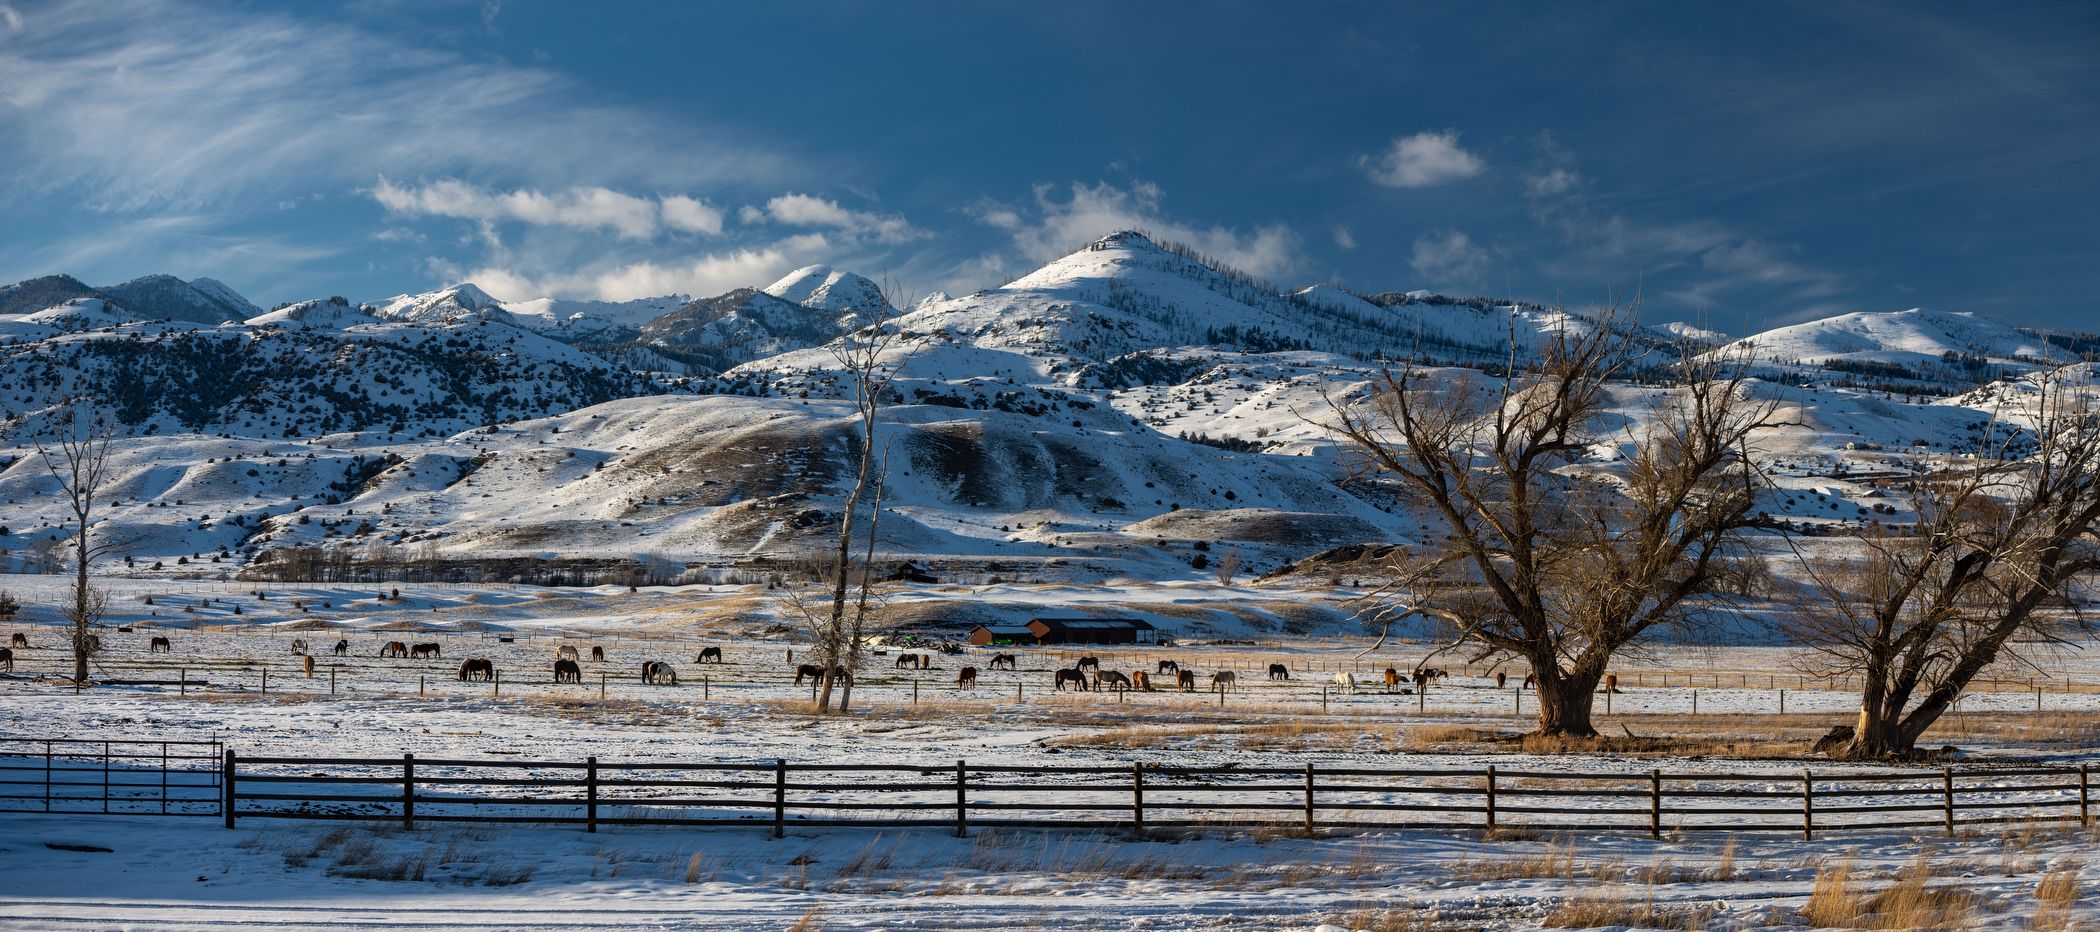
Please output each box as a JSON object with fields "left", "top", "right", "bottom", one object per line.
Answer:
{"left": 966, "top": 624, "right": 1037, "bottom": 646}
{"left": 1024, "top": 617, "right": 1157, "bottom": 645}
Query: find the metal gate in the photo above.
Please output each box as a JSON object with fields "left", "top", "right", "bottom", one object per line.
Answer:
{"left": 0, "top": 737, "right": 223, "bottom": 816}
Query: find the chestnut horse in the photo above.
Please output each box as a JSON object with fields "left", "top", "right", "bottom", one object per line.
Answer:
{"left": 1176, "top": 670, "right": 1197, "bottom": 692}
{"left": 457, "top": 658, "right": 495, "bottom": 681}
{"left": 1382, "top": 668, "right": 1401, "bottom": 693}
{"left": 956, "top": 666, "right": 978, "bottom": 688}
{"left": 303, "top": 655, "right": 315, "bottom": 678}
{"left": 1131, "top": 671, "right": 1153, "bottom": 692}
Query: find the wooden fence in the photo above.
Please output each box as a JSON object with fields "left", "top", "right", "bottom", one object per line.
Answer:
{"left": 0, "top": 738, "right": 223, "bottom": 816}
{"left": 212, "top": 751, "right": 2096, "bottom": 841}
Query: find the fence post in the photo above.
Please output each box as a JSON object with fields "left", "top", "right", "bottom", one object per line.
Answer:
{"left": 772, "top": 759, "right": 785, "bottom": 840}
{"left": 1941, "top": 767, "right": 1955, "bottom": 837}
{"left": 222, "top": 748, "right": 236, "bottom": 829}
{"left": 102, "top": 741, "right": 110, "bottom": 814}
{"left": 2081, "top": 763, "right": 2091, "bottom": 828}
{"left": 954, "top": 760, "right": 968, "bottom": 838}
{"left": 1800, "top": 770, "right": 1813, "bottom": 841}
{"left": 330, "top": 667, "right": 336, "bottom": 695}
{"left": 586, "top": 756, "right": 598, "bottom": 834}
{"left": 402, "top": 753, "right": 415, "bottom": 831}
{"left": 161, "top": 742, "right": 170, "bottom": 815}
{"left": 1303, "top": 763, "right": 1316, "bottom": 837}
{"left": 600, "top": 673, "right": 606, "bottom": 699}
{"left": 1131, "top": 761, "right": 1145, "bottom": 834}
{"left": 261, "top": 668, "right": 268, "bottom": 695}
{"left": 1485, "top": 764, "right": 1498, "bottom": 834}
{"left": 1649, "top": 768, "right": 1662, "bottom": 839}
{"left": 1779, "top": 689, "right": 1785, "bottom": 715}
{"left": 181, "top": 668, "right": 187, "bottom": 695}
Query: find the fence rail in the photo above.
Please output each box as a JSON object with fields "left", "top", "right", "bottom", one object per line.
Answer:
{"left": 0, "top": 738, "right": 223, "bottom": 816}
{"left": 194, "top": 751, "right": 2095, "bottom": 840}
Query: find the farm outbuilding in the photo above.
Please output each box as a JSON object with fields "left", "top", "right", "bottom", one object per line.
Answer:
{"left": 967, "top": 625, "right": 1037, "bottom": 646}
{"left": 1024, "top": 617, "right": 1157, "bottom": 645}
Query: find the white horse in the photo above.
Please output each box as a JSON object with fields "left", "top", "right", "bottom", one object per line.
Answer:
{"left": 1333, "top": 670, "right": 1356, "bottom": 695}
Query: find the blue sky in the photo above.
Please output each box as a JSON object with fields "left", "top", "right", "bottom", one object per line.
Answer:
{"left": 1, "top": 1, "right": 2095, "bottom": 332}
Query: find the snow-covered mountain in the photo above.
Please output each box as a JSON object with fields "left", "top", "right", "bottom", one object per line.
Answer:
{"left": 99, "top": 273, "right": 260, "bottom": 325}
{"left": 0, "top": 231, "right": 2091, "bottom": 582}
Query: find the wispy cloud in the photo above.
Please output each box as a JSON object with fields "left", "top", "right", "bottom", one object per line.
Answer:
{"left": 1361, "top": 130, "right": 1486, "bottom": 189}
{"left": 976, "top": 179, "right": 1303, "bottom": 281}
{"left": 1332, "top": 225, "right": 1357, "bottom": 250}
{"left": 1409, "top": 230, "right": 1491, "bottom": 286}
{"left": 439, "top": 249, "right": 802, "bottom": 304}
{"left": 749, "top": 193, "right": 923, "bottom": 244}
{"left": 0, "top": 0, "right": 786, "bottom": 213}
{"left": 372, "top": 178, "right": 726, "bottom": 239}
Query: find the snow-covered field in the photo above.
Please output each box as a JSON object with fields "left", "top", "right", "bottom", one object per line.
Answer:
{"left": 3, "top": 576, "right": 2099, "bottom": 928}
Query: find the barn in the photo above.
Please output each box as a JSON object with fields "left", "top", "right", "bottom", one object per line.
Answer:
{"left": 1024, "top": 617, "right": 1157, "bottom": 645}
{"left": 966, "top": 624, "right": 1037, "bottom": 646}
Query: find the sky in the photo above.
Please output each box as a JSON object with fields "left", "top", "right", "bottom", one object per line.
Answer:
{"left": 1, "top": 0, "right": 2095, "bottom": 333}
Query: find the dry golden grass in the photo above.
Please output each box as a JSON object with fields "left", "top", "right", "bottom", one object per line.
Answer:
{"left": 1324, "top": 904, "right": 1456, "bottom": 932}
{"left": 1447, "top": 839, "right": 1578, "bottom": 882}
{"left": 2032, "top": 862, "right": 2083, "bottom": 932}
{"left": 1541, "top": 884, "right": 1715, "bottom": 930}
{"left": 1801, "top": 856, "right": 1978, "bottom": 929}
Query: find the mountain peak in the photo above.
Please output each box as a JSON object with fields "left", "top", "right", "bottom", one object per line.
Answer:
{"left": 763, "top": 266, "right": 891, "bottom": 316}
{"left": 372, "top": 282, "right": 511, "bottom": 323}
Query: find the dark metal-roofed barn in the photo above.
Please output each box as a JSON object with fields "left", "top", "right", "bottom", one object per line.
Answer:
{"left": 1024, "top": 617, "right": 1157, "bottom": 645}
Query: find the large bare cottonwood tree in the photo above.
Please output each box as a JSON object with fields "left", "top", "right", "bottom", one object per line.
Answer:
{"left": 1329, "top": 316, "right": 1779, "bottom": 737}
{"left": 37, "top": 405, "right": 118, "bottom": 686}
{"left": 1793, "top": 369, "right": 2100, "bottom": 759}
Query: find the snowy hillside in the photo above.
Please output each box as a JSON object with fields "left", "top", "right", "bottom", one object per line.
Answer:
{"left": 762, "top": 265, "right": 891, "bottom": 317}
{"left": 1719, "top": 307, "right": 2060, "bottom": 384}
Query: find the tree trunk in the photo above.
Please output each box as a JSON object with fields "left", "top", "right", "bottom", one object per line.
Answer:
{"left": 72, "top": 531, "right": 89, "bottom": 685}
{"left": 1532, "top": 668, "right": 1602, "bottom": 738}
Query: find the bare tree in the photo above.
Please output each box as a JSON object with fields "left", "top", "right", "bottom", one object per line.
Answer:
{"left": 1327, "top": 314, "right": 1778, "bottom": 737}
{"left": 37, "top": 405, "right": 118, "bottom": 686}
{"left": 808, "top": 279, "right": 916, "bottom": 714}
{"left": 1792, "top": 369, "right": 2100, "bottom": 759}
{"left": 1213, "top": 547, "right": 1242, "bottom": 587}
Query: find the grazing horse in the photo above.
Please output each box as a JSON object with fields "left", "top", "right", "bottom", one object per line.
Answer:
{"left": 332, "top": 639, "right": 349, "bottom": 656}
{"left": 1156, "top": 659, "right": 1178, "bottom": 674}
{"left": 1097, "top": 670, "right": 1132, "bottom": 691}
{"left": 1211, "top": 671, "right": 1237, "bottom": 692}
{"left": 1335, "top": 671, "right": 1357, "bottom": 695}
{"left": 895, "top": 653, "right": 922, "bottom": 669}
{"left": 590, "top": 646, "right": 605, "bottom": 662}
{"left": 457, "top": 658, "right": 495, "bottom": 682}
{"left": 642, "top": 661, "right": 677, "bottom": 685}
{"left": 7, "top": 633, "right": 26, "bottom": 649}
{"left": 411, "top": 643, "right": 442, "bottom": 659}
{"left": 290, "top": 639, "right": 308, "bottom": 655}
{"left": 1523, "top": 673, "right": 1537, "bottom": 688}
{"left": 1412, "top": 669, "right": 1433, "bottom": 692}
{"left": 556, "top": 645, "right": 580, "bottom": 662}
{"left": 697, "top": 647, "right": 723, "bottom": 664}
{"left": 956, "top": 666, "right": 978, "bottom": 688}
{"left": 1496, "top": 671, "right": 1508, "bottom": 689}
{"left": 1131, "top": 671, "right": 1153, "bottom": 692}
{"left": 1383, "top": 668, "right": 1401, "bottom": 693}
{"left": 303, "top": 655, "right": 315, "bottom": 678}
{"left": 1176, "top": 670, "right": 1197, "bottom": 692}
{"left": 1054, "top": 668, "right": 1091, "bottom": 691}
{"left": 149, "top": 636, "right": 172, "bottom": 653}
{"left": 0, "top": 647, "right": 12, "bottom": 672}
{"left": 988, "top": 653, "right": 1017, "bottom": 670}
{"left": 1075, "top": 656, "right": 1100, "bottom": 672}
{"left": 1603, "top": 673, "right": 1619, "bottom": 694}
{"left": 1267, "top": 663, "right": 1289, "bottom": 680}
{"left": 794, "top": 664, "right": 848, "bottom": 686}
{"left": 554, "top": 659, "right": 581, "bottom": 683}
{"left": 379, "top": 641, "right": 409, "bottom": 658}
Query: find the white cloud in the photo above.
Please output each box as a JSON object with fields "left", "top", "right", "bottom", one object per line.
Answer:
{"left": 371, "top": 178, "right": 724, "bottom": 240}
{"left": 1332, "top": 225, "right": 1357, "bottom": 250}
{"left": 1524, "top": 167, "right": 1581, "bottom": 198}
{"left": 1361, "top": 130, "right": 1486, "bottom": 189}
{"left": 989, "top": 179, "right": 1303, "bottom": 280}
{"left": 0, "top": 0, "right": 785, "bottom": 212}
{"left": 0, "top": 4, "right": 22, "bottom": 31}
{"left": 459, "top": 248, "right": 800, "bottom": 303}
{"left": 755, "top": 193, "right": 923, "bottom": 244}
{"left": 1410, "top": 230, "right": 1491, "bottom": 284}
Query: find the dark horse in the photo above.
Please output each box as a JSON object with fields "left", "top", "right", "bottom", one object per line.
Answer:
{"left": 1075, "top": 656, "right": 1100, "bottom": 671}
{"left": 697, "top": 646, "right": 723, "bottom": 664}
{"left": 411, "top": 643, "right": 442, "bottom": 659}
{"left": 1267, "top": 663, "right": 1288, "bottom": 680}
{"left": 379, "top": 641, "right": 409, "bottom": 658}
{"left": 458, "top": 658, "right": 495, "bottom": 682}
{"left": 1156, "top": 659, "right": 1178, "bottom": 674}
{"left": 553, "top": 659, "right": 581, "bottom": 683}
{"left": 332, "top": 639, "right": 349, "bottom": 656}
{"left": 795, "top": 664, "right": 848, "bottom": 686}
{"left": 956, "top": 666, "right": 978, "bottom": 688}
{"left": 988, "top": 653, "right": 1017, "bottom": 670}
{"left": 1054, "top": 668, "right": 1091, "bottom": 691}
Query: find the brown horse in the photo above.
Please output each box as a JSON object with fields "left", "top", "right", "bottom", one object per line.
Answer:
{"left": 1157, "top": 659, "right": 1178, "bottom": 674}
{"left": 1496, "top": 671, "right": 1508, "bottom": 689}
{"left": 379, "top": 641, "right": 409, "bottom": 658}
{"left": 411, "top": 643, "right": 442, "bottom": 659}
{"left": 0, "top": 647, "right": 12, "bottom": 672}
{"left": 1267, "top": 663, "right": 1289, "bottom": 680}
{"left": 7, "top": 633, "right": 25, "bottom": 649}
{"left": 988, "top": 653, "right": 1017, "bottom": 670}
{"left": 332, "top": 639, "right": 349, "bottom": 656}
{"left": 1523, "top": 673, "right": 1537, "bottom": 688}
{"left": 895, "top": 653, "right": 922, "bottom": 669}
{"left": 1210, "top": 671, "right": 1237, "bottom": 691}
{"left": 590, "top": 645, "right": 605, "bottom": 662}
{"left": 697, "top": 647, "right": 723, "bottom": 664}
{"left": 1604, "top": 673, "right": 1619, "bottom": 694}
{"left": 1130, "top": 671, "right": 1153, "bottom": 692}
{"left": 956, "top": 666, "right": 978, "bottom": 688}
{"left": 1054, "top": 668, "right": 1090, "bottom": 691}
{"left": 1097, "top": 670, "right": 1132, "bottom": 691}
{"left": 1383, "top": 668, "right": 1401, "bottom": 693}
{"left": 1176, "top": 670, "right": 1197, "bottom": 692}
{"left": 458, "top": 658, "right": 495, "bottom": 681}
{"left": 554, "top": 658, "right": 581, "bottom": 683}
{"left": 303, "top": 655, "right": 315, "bottom": 678}
{"left": 1075, "top": 656, "right": 1100, "bottom": 672}
{"left": 641, "top": 661, "right": 677, "bottom": 685}
{"left": 149, "top": 636, "right": 172, "bottom": 653}
{"left": 795, "top": 664, "right": 848, "bottom": 686}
